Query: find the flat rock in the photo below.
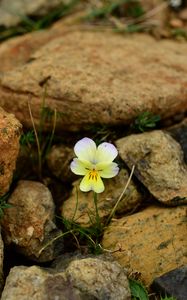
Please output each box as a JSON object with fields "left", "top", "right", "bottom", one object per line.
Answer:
{"left": 1, "top": 255, "right": 131, "bottom": 300}
{"left": 0, "top": 32, "right": 187, "bottom": 131}
{"left": 116, "top": 130, "right": 187, "bottom": 205}
{"left": 102, "top": 205, "right": 187, "bottom": 286}
{"left": 152, "top": 265, "right": 187, "bottom": 300}
{"left": 0, "top": 0, "right": 63, "bottom": 27}
{"left": 0, "top": 15, "right": 80, "bottom": 73}
{"left": 0, "top": 107, "right": 21, "bottom": 196}
{"left": 61, "top": 169, "right": 143, "bottom": 227}
{"left": 1, "top": 180, "right": 63, "bottom": 262}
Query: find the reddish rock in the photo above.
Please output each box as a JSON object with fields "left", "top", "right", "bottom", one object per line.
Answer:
{"left": 1, "top": 180, "right": 63, "bottom": 262}
{"left": 0, "top": 107, "right": 21, "bottom": 196}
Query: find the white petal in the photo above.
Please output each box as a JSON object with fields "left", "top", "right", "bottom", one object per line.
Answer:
{"left": 70, "top": 158, "right": 92, "bottom": 175}
{"left": 97, "top": 162, "right": 119, "bottom": 178}
{"left": 95, "top": 142, "right": 118, "bottom": 163}
{"left": 80, "top": 172, "right": 105, "bottom": 193}
{"left": 74, "top": 138, "right": 96, "bottom": 163}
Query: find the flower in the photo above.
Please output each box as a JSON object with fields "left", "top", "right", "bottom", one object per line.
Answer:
{"left": 70, "top": 137, "right": 119, "bottom": 193}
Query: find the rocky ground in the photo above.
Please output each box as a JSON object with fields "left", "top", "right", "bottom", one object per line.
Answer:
{"left": 0, "top": 0, "right": 187, "bottom": 299}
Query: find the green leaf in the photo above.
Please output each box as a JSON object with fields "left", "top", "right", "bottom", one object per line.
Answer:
{"left": 129, "top": 278, "right": 149, "bottom": 300}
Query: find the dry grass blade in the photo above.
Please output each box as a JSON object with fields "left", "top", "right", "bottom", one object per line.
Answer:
{"left": 106, "top": 164, "right": 135, "bottom": 225}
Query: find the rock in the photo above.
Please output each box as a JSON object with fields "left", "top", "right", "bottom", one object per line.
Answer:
{"left": 53, "top": 253, "right": 131, "bottom": 300}
{"left": 1, "top": 265, "right": 71, "bottom": 300}
{"left": 152, "top": 265, "right": 187, "bottom": 300}
{"left": 47, "top": 145, "right": 76, "bottom": 182}
{"left": 167, "top": 117, "right": 187, "bottom": 163}
{"left": 0, "top": 30, "right": 59, "bottom": 73}
{"left": 0, "top": 0, "right": 64, "bottom": 27}
{"left": 102, "top": 205, "right": 187, "bottom": 286}
{"left": 1, "top": 255, "right": 131, "bottom": 300}
{"left": 1, "top": 180, "right": 63, "bottom": 262}
{"left": 63, "top": 255, "right": 131, "bottom": 300}
{"left": 0, "top": 107, "right": 22, "bottom": 196}
{"left": 116, "top": 130, "right": 187, "bottom": 205}
{"left": 179, "top": 8, "right": 187, "bottom": 21}
{"left": 0, "top": 14, "right": 84, "bottom": 73}
{"left": 1, "top": 32, "right": 187, "bottom": 131}
{"left": 61, "top": 169, "right": 143, "bottom": 227}
{"left": 169, "top": 18, "right": 184, "bottom": 28}
{"left": 0, "top": 230, "right": 4, "bottom": 293}
{"left": 1, "top": 12, "right": 86, "bottom": 79}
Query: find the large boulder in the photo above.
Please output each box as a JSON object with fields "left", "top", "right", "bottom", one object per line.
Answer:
{"left": 102, "top": 205, "right": 187, "bottom": 286}
{"left": 0, "top": 31, "right": 187, "bottom": 131}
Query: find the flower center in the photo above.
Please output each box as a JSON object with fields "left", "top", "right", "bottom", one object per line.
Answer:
{"left": 88, "top": 169, "right": 98, "bottom": 181}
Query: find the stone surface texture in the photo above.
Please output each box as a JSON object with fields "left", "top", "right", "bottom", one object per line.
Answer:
{"left": 1, "top": 180, "right": 63, "bottom": 262}
{"left": 0, "top": 32, "right": 187, "bottom": 131}
{"left": 0, "top": 14, "right": 83, "bottom": 73}
{"left": 116, "top": 130, "right": 187, "bottom": 205}
{"left": 61, "top": 169, "right": 143, "bottom": 227}
{"left": 0, "top": 107, "right": 21, "bottom": 196}
{"left": 0, "top": 0, "right": 63, "bottom": 27}
{"left": 64, "top": 256, "right": 131, "bottom": 300}
{"left": 1, "top": 256, "right": 131, "bottom": 300}
{"left": 0, "top": 230, "right": 4, "bottom": 293}
{"left": 168, "top": 117, "right": 187, "bottom": 164}
{"left": 102, "top": 205, "right": 187, "bottom": 286}
{"left": 47, "top": 145, "right": 76, "bottom": 182}
{"left": 152, "top": 265, "right": 187, "bottom": 300}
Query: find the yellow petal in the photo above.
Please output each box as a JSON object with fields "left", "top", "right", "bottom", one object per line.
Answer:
{"left": 80, "top": 172, "right": 105, "bottom": 193}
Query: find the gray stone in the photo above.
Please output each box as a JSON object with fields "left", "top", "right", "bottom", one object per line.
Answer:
{"left": 1, "top": 180, "right": 63, "bottom": 262}
{"left": 152, "top": 265, "right": 187, "bottom": 300}
{"left": 116, "top": 130, "right": 187, "bottom": 205}
{"left": 1, "top": 255, "right": 131, "bottom": 300}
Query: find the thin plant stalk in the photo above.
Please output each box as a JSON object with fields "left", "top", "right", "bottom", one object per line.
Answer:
{"left": 28, "top": 99, "right": 42, "bottom": 179}
{"left": 39, "top": 83, "right": 48, "bottom": 141}
{"left": 45, "top": 108, "right": 57, "bottom": 157}
{"left": 38, "top": 230, "right": 74, "bottom": 255}
{"left": 106, "top": 165, "right": 135, "bottom": 225}
{"left": 71, "top": 185, "right": 79, "bottom": 222}
{"left": 93, "top": 192, "right": 101, "bottom": 231}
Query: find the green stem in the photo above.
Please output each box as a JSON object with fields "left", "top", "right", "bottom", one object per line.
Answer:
{"left": 93, "top": 192, "right": 101, "bottom": 231}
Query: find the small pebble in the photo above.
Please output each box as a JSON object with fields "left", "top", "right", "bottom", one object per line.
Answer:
{"left": 170, "top": 18, "right": 184, "bottom": 28}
